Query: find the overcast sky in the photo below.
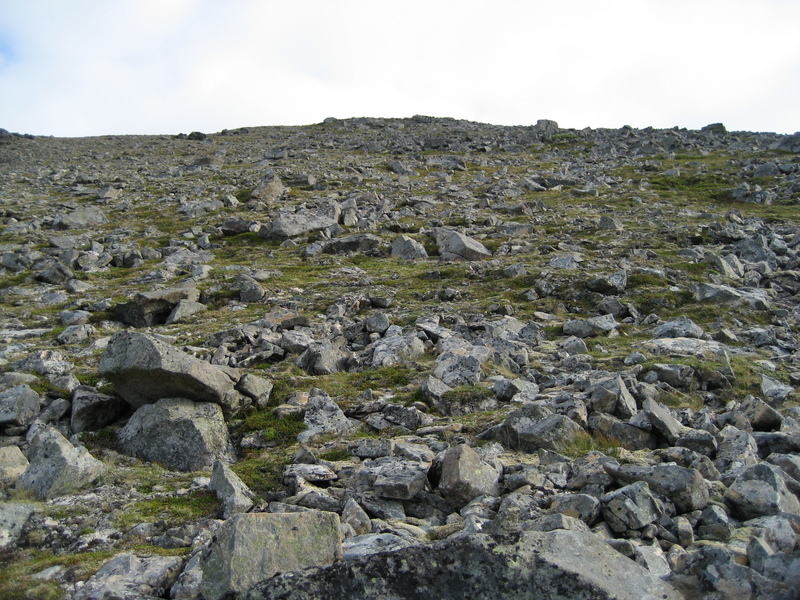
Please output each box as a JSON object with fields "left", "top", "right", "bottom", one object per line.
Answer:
{"left": 1, "top": 1, "right": 798, "bottom": 138}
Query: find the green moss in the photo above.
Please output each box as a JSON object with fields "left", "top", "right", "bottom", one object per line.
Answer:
{"left": 317, "top": 448, "right": 351, "bottom": 462}
{"left": 236, "top": 410, "right": 306, "bottom": 444}
{"left": 232, "top": 449, "right": 294, "bottom": 495}
{"left": 559, "top": 431, "right": 622, "bottom": 459}
{"left": 114, "top": 489, "right": 221, "bottom": 531}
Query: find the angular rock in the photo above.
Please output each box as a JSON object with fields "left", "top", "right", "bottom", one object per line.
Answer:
{"left": 117, "top": 398, "right": 232, "bottom": 472}
{"left": 436, "top": 230, "right": 492, "bottom": 262}
{"left": 114, "top": 286, "right": 200, "bottom": 328}
{"left": 651, "top": 316, "right": 704, "bottom": 339}
{"left": 585, "top": 270, "right": 627, "bottom": 295}
{"left": 602, "top": 481, "right": 663, "bottom": 533}
{"left": 200, "top": 511, "right": 341, "bottom": 600}
{"left": 16, "top": 426, "right": 106, "bottom": 500}
{"left": 498, "top": 408, "right": 585, "bottom": 453}
{"left": 243, "top": 530, "right": 682, "bottom": 600}
{"left": 298, "top": 388, "right": 357, "bottom": 443}
{"left": 438, "top": 444, "right": 500, "bottom": 510}
{"left": 99, "top": 331, "right": 235, "bottom": 409}
{"left": 604, "top": 463, "right": 709, "bottom": 513}
{"left": 724, "top": 463, "right": 800, "bottom": 520}
{"left": 74, "top": 553, "right": 184, "bottom": 600}
{"left": 371, "top": 334, "right": 425, "bottom": 368}
{"left": 210, "top": 460, "right": 255, "bottom": 519}
{"left": 643, "top": 398, "right": 685, "bottom": 443}
{"left": 0, "top": 502, "right": 35, "bottom": 549}
{"left": 0, "top": 384, "right": 40, "bottom": 427}
{"left": 390, "top": 235, "right": 428, "bottom": 260}
{"left": 372, "top": 457, "right": 430, "bottom": 500}
{"left": 0, "top": 447, "right": 29, "bottom": 487}
{"left": 563, "top": 314, "right": 618, "bottom": 338}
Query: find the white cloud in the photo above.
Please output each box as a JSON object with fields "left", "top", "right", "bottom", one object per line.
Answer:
{"left": 0, "top": 0, "right": 798, "bottom": 136}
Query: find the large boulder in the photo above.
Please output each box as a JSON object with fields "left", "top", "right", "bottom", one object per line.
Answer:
{"left": 99, "top": 331, "right": 235, "bottom": 409}
{"left": 724, "top": 463, "right": 800, "bottom": 520}
{"left": 200, "top": 511, "right": 341, "bottom": 600}
{"left": 117, "top": 398, "right": 232, "bottom": 472}
{"left": 0, "top": 385, "right": 40, "bottom": 427}
{"left": 16, "top": 426, "right": 106, "bottom": 500}
{"left": 243, "top": 530, "right": 682, "bottom": 600}
{"left": 298, "top": 388, "right": 357, "bottom": 443}
{"left": 390, "top": 235, "right": 428, "bottom": 260}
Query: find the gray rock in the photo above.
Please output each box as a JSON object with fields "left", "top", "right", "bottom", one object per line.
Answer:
{"left": 436, "top": 230, "right": 492, "bottom": 262}
{"left": 341, "top": 498, "right": 371, "bottom": 536}
{"left": 371, "top": 334, "right": 425, "bottom": 368}
{"left": 696, "top": 283, "right": 772, "bottom": 310}
{"left": 0, "top": 502, "right": 35, "bottom": 549}
{"left": 740, "top": 395, "right": 783, "bottom": 431}
{"left": 724, "top": 462, "right": 800, "bottom": 520}
{"left": 74, "top": 552, "right": 183, "bottom": 600}
{"left": 114, "top": 286, "right": 200, "bottom": 328}
{"left": 433, "top": 342, "right": 491, "bottom": 386}
{"left": 298, "top": 388, "right": 357, "bottom": 443}
{"left": 0, "top": 384, "right": 40, "bottom": 427}
{"left": 0, "top": 446, "right": 29, "bottom": 487}
{"left": 390, "top": 235, "right": 428, "bottom": 260}
{"left": 643, "top": 398, "right": 685, "bottom": 443}
{"left": 498, "top": 407, "right": 584, "bottom": 452}
{"left": 235, "top": 374, "right": 274, "bottom": 410}
{"left": 55, "top": 323, "right": 96, "bottom": 345}
{"left": 588, "top": 413, "right": 658, "bottom": 451}
{"left": 563, "top": 314, "right": 618, "bottom": 338}
{"left": 118, "top": 398, "right": 232, "bottom": 472}
{"left": 11, "top": 350, "right": 74, "bottom": 376}
{"left": 320, "top": 233, "right": 382, "bottom": 255}
{"left": 200, "top": 511, "right": 341, "bottom": 600}
{"left": 99, "top": 331, "right": 235, "bottom": 410}
{"left": 296, "top": 340, "right": 350, "bottom": 375}
{"left": 714, "top": 425, "right": 760, "bottom": 482}
{"left": 585, "top": 270, "right": 627, "bottom": 295}
{"left": 761, "top": 375, "right": 794, "bottom": 402}
{"left": 261, "top": 209, "right": 338, "bottom": 240}
{"left": 53, "top": 208, "right": 108, "bottom": 230}
{"left": 601, "top": 481, "right": 664, "bottom": 533}
{"left": 651, "top": 316, "right": 704, "bottom": 339}
{"left": 251, "top": 174, "right": 286, "bottom": 202}
{"left": 372, "top": 457, "right": 430, "bottom": 500}
{"left": 210, "top": 460, "right": 255, "bottom": 518}
{"left": 438, "top": 444, "right": 501, "bottom": 510}
{"left": 604, "top": 463, "right": 709, "bottom": 513}
{"left": 243, "top": 530, "right": 682, "bottom": 600}
{"left": 165, "top": 299, "right": 206, "bottom": 325}
{"left": 548, "top": 493, "right": 600, "bottom": 525}
{"left": 16, "top": 426, "right": 106, "bottom": 500}
{"left": 342, "top": 533, "right": 418, "bottom": 560}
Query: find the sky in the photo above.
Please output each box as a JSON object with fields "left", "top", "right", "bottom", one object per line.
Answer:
{"left": 1, "top": 1, "right": 798, "bottom": 138}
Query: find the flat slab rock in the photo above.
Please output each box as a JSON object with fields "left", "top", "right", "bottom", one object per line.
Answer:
{"left": 242, "top": 530, "right": 682, "bottom": 600}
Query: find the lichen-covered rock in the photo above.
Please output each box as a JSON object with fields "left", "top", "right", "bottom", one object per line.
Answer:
{"left": 99, "top": 331, "right": 235, "bottom": 409}
{"left": 117, "top": 398, "right": 232, "bottom": 472}
{"left": 16, "top": 426, "right": 106, "bottom": 500}
{"left": 200, "top": 511, "right": 341, "bottom": 600}
{"left": 437, "top": 444, "right": 500, "bottom": 509}
{"left": 242, "top": 530, "right": 682, "bottom": 600}
{"left": 73, "top": 552, "right": 184, "bottom": 600}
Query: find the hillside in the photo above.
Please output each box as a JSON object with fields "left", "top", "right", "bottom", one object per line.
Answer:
{"left": 1, "top": 117, "right": 800, "bottom": 599}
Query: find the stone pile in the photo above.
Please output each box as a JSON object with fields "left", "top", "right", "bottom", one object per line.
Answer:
{"left": 0, "top": 117, "right": 799, "bottom": 598}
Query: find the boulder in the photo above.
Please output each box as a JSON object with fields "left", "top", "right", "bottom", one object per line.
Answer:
{"left": 73, "top": 553, "right": 184, "bottom": 600}
{"left": 604, "top": 463, "right": 709, "bottom": 513}
{"left": 563, "top": 314, "right": 618, "bottom": 338}
{"left": 200, "top": 511, "right": 341, "bottom": 600}
{"left": 437, "top": 444, "right": 500, "bottom": 509}
{"left": 114, "top": 286, "right": 200, "bottom": 328}
{"left": 298, "top": 388, "right": 357, "bottom": 443}
{"left": 117, "top": 398, "right": 232, "bottom": 472}
{"left": 390, "top": 235, "right": 428, "bottom": 260}
{"left": 601, "top": 481, "right": 664, "bottom": 533}
{"left": 0, "top": 384, "right": 40, "bottom": 427}
{"left": 243, "top": 530, "right": 682, "bottom": 600}
{"left": 498, "top": 408, "right": 585, "bottom": 453}
{"left": 436, "top": 230, "right": 492, "bottom": 262}
{"left": 53, "top": 208, "right": 108, "bottom": 230}
{"left": 371, "top": 334, "right": 425, "bottom": 368}
{"left": 16, "top": 426, "right": 106, "bottom": 500}
{"left": 0, "top": 502, "right": 35, "bottom": 549}
{"left": 724, "top": 463, "right": 800, "bottom": 520}
{"left": 0, "top": 447, "right": 29, "bottom": 487}
{"left": 209, "top": 460, "right": 255, "bottom": 519}
{"left": 99, "top": 331, "right": 235, "bottom": 409}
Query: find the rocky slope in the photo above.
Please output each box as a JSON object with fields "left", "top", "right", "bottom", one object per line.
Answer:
{"left": 1, "top": 117, "right": 800, "bottom": 599}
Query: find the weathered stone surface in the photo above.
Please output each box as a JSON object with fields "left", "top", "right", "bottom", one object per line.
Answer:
{"left": 438, "top": 444, "right": 500, "bottom": 509}
{"left": 0, "top": 502, "right": 34, "bottom": 549}
{"left": 604, "top": 463, "right": 709, "bottom": 513}
{"left": 243, "top": 530, "right": 682, "bottom": 600}
{"left": 0, "top": 384, "right": 40, "bottom": 427}
{"left": 114, "top": 286, "right": 200, "bottom": 328}
{"left": 497, "top": 407, "right": 584, "bottom": 452}
{"left": 99, "top": 331, "right": 235, "bottom": 409}
{"left": 0, "top": 447, "right": 29, "bottom": 487}
{"left": 563, "top": 314, "right": 618, "bottom": 338}
{"left": 298, "top": 388, "right": 357, "bottom": 443}
{"left": 724, "top": 463, "right": 800, "bottom": 520}
{"left": 74, "top": 552, "right": 184, "bottom": 600}
{"left": 118, "top": 398, "right": 232, "bottom": 472}
{"left": 436, "top": 230, "right": 492, "bottom": 262}
{"left": 16, "top": 426, "right": 106, "bottom": 500}
{"left": 372, "top": 457, "right": 430, "bottom": 500}
{"left": 602, "top": 481, "right": 663, "bottom": 533}
{"left": 200, "top": 511, "right": 341, "bottom": 600}
{"left": 210, "top": 460, "right": 255, "bottom": 519}
{"left": 390, "top": 235, "right": 428, "bottom": 260}
{"left": 371, "top": 333, "right": 425, "bottom": 368}
{"left": 643, "top": 397, "right": 685, "bottom": 443}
